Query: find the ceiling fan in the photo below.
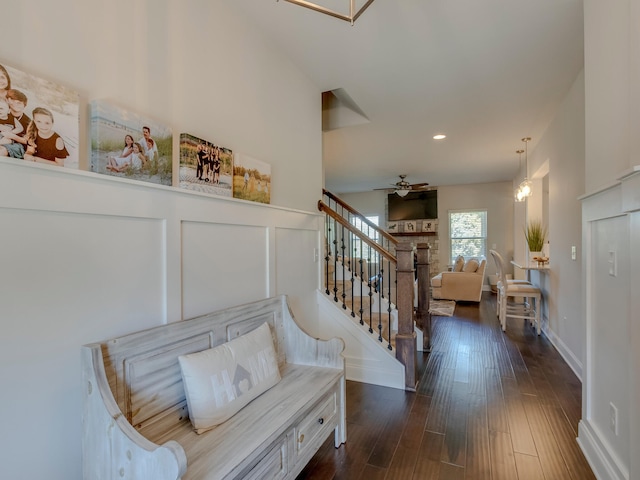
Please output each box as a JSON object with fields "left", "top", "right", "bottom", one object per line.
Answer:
{"left": 375, "top": 174, "right": 429, "bottom": 197}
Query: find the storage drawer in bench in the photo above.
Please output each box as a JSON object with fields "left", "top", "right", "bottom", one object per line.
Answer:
{"left": 239, "top": 437, "right": 288, "bottom": 480}
{"left": 294, "top": 387, "right": 338, "bottom": 460}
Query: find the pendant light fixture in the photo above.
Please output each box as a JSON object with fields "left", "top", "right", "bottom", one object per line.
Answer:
{"left": 514, "top": 148, "right": 525, "bottom": 202}
{"left": 518, "top": 137, "right": 533, "bottom": 200}
{"left": 277, "top": 0, "right": 376, "bottom": 25}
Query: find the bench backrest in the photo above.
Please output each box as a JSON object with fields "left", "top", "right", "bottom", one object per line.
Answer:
{"left": 90, "top": 296, "right": 289, "bottom": 433}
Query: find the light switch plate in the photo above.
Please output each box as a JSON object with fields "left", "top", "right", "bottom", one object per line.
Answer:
{"left": 571, "top": 245, "right": 577, "bottom": 261}
{"left": 608, "top": 251, "right": 617, "bottom": 277}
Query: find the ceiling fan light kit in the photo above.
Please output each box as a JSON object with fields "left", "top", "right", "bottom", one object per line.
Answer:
{"left": 374, "top": 174, "right": 429, "bottom": 196}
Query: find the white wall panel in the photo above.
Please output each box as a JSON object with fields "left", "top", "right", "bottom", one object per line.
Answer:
{"left": 275, "top": 227, "right": 321, "bottom": 335}
{"left": 0, "top": 158, "right": 322, "bottom": 479}
{"left": 589, "top": 216, "right": 630, "bottom": 471}
{"left": 181, "top": 222, "right": 268, "bottom": 318}
{"left": 0, "top": 207, "right": 166, "bottom": 479}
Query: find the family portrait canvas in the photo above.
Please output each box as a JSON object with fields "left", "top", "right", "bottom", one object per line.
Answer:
{"left": 179, "top": 133, "right": 233, "bottom": 197}
{"left": 90, "top": 100, "right": 173, "bottom": 186}
{"left": 232, "top": 153, "right": 271, "bottom": 204}
{"left": 0, "top": 61, "right": 79, "bottom": 168}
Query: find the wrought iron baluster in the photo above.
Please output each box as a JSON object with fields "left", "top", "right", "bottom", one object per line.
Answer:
{"left": 325, "top": 214, "right": 331, "bottom": 295}
{"left": 350, "top": 230, "right": 356, "bottom": 317}
{"left": 367, "top": 251, "right": 373, "bottom": 333}
{"left": 332, "top": 217, "right": 339, "bottom": 303}
{"left": 358, "top": 237, "right": 364, "bottom": 324}
{"left": 340, "top": 224, "right": 347, "bottom": 309}
{"left": 378, "top": 262, "right": 384, "bottom": 343}
{"left": 386, "top": 257, "right": 393, "bottom": 350}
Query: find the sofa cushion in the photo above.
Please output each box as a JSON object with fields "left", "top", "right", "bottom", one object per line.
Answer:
{"left": 453, "top": 255, "right": 465, "bottom": 272}
{"left": 462, "top": 258, "right": 480, "bottom": 273}
{"left": 430, "top": 273, "right": 442, "bottom": 287}
{"left": 178, "top": 322, "right": 281, "bottom": 434}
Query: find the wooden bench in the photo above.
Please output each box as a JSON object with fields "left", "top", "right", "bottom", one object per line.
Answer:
{"left": 82, "top": 295, "right": 346, "bottom": 479}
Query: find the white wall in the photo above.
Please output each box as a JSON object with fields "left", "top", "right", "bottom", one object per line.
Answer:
{"left": 583, "top": 0, "right": 631, "bottom": 192}
{"left": 525, "top": 71, "right": 585, "bottom": 377}
{"left": 0, "top": 0, "right": 324, "bottom": 478}
{"left": 438, "top": 182, "right": 514, "bottom": 279}
{"left": 337, "top": 182, "right": 514, "bottom": 285}
{"left": 337, "top": 190, "right": 388, "bottom": 221}
{"left": 579, "top": 1, "right": 640, "bottom": 478}
{"left": 4, "top": 0, "right": 322, "bottom": 212}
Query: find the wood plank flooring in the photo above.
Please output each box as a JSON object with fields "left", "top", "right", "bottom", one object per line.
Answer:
{"left": 297, "top": 292, "right": 595, "bottom": 480}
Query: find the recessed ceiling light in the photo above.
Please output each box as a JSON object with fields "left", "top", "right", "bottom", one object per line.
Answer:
{"left": 433, "top": 134, "right": 446, "bottom": 140}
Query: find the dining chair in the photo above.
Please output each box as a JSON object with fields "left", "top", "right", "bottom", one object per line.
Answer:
{"left": 489, "top": 250, "right": 541, "bottom": 335}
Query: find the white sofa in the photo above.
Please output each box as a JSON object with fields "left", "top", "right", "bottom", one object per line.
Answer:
{"left": 431, "top": 256, "right": 487, "bottom": 302}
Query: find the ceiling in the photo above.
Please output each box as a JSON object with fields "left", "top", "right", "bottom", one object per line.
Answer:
{"left": 224, "top": 0, "right": 584, "bottom": 194}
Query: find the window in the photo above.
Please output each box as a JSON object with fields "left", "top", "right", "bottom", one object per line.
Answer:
{"left": 351, "top": 215, "right": 379, "bottom": 260}
{"left": 449, "top": 210, "right": 487, "bottom": 263}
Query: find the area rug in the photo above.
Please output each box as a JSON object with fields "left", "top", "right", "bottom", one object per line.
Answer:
{"left": 428, "top": 300, "right": 456, "bottom": 317}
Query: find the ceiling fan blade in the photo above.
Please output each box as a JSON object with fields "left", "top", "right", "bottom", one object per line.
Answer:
{"left": 410, "top": 182, "right": 430, "bottom": 188}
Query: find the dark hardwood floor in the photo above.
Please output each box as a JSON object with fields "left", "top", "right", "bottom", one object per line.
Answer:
{"left": 297, "top": 292, "right": 595, "bottom": 480}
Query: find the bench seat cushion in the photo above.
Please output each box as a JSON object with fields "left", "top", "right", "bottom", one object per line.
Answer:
{"left": 142, "top": 363, "right": 343, "bottom": 480}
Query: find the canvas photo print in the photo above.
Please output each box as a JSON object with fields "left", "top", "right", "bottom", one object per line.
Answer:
{"left": 179, "top": 133, "right": 233, "bottom": 197}
{"left": 232, "top": 153, "right": 271, "bottom": 204}
{"left": 90, "top": 100, "right": 172, "bottom": 186}
{"left": 0, "top": 61, "right": 79, "bottom": 168}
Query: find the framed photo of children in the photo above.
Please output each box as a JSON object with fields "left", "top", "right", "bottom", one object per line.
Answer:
{"left": 0, "top": 61, "right": 80, "bottom": 168}
{"left": 90, "top": 100, "right": 173, "bottom": 186}
{"left": 232, "top": 153, "right": 271, "bottom": 204}
{"left": 179, "top": 133, "right": 233, "bottom": 197}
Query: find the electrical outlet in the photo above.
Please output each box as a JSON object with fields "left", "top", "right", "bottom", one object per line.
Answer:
{"left": 610, "top": 402, "right": 619, "bottom": 435}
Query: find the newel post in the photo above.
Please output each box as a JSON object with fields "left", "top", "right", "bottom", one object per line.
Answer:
{"left": 395, "top": 242, "right": 417, "bottom": 391}
{"left": 415, "top": 243, "right": 431, "bottom": 352}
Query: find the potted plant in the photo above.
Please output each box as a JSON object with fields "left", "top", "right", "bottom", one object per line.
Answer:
{"left": 524, "top": 219, "right": 547, "bottom": 262}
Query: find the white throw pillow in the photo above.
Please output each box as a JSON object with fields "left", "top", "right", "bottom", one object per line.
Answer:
{"left": 453, "top": 255, "right": 465, "bottom": 272}
{"left": 462, "top": 258, "right": 480, "bottom": 273}
{"left": 178, "top": 322, "right": 281, "bottom": 434}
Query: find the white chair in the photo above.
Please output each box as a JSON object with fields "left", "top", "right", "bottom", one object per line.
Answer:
{"left": 489, "top": 249, "right": 530, "bottom": 316}
{"left": 489, "top": 250, "right": 541, "bottom": 335}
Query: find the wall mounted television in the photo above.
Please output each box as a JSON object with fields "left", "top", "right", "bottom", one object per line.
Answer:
{"left": 387, "top": 190, "right": 438, "bottom": 220}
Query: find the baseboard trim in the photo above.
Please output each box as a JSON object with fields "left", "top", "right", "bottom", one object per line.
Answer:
{"left": 543, "top": 324, "right": 583, "bottom": 381}
{"left": 578, "top": 420, "right": 629, "bottom": 480}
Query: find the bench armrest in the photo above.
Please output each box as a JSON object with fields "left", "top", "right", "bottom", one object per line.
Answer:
{"left": 82, "top": 346, "right": 188, "bottom": 480}
{"left": 281, "top": 296, "right": 345, "bottom": 369}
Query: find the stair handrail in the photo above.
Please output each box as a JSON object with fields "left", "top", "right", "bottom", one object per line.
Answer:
{"left": 318, "top": 200, "right": 397, "bottom": 264}
{"left": 322, "top": 189, "right": 398, "bottom": 246}
{"left": 319, "top": 195, "right": 421, "bottom": 390}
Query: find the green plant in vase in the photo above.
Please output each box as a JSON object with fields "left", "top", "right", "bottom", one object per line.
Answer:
{"left": 524, "top": 219, "right": 547, "bottom": 263}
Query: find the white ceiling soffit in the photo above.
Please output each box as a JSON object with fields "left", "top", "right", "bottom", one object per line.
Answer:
{"left": 322, "top": 88, "right": 370, "bottom": 132}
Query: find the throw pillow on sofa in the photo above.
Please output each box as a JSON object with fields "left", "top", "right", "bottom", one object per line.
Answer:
{"left": 453, "top": 255, "right": 465, "bottom": 272}
{"left": 462, "top": 258, "right": 480, "bottom": 273}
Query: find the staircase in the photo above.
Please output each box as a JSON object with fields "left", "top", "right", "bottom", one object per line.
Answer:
{"left": 325, "top": 258, "right": 397, "bottom": 349}
{"left": 318, "top": 190, "right": 432, "bottom": 391}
